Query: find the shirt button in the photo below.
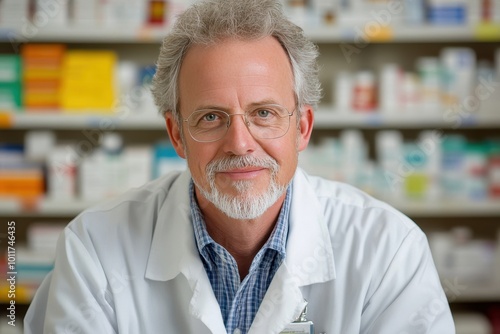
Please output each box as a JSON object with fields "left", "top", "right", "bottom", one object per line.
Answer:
{"left": 233, "top": 329, "right": 241, "bottom": 334}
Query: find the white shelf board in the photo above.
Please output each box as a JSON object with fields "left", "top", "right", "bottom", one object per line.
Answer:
{"left": 307, "top": 24, "right": 479, "bottom": 43}
{"left": 1, "top": 24, "right": 496, "bottom": 44}
{"left": 448, "top": 283, "right": 500, "bottom": 303}
{"left": 0, "top": 198, "right": 21, "bottom": 215}
{"left": 313, "top": 108, "right": 500, "bottom": 129}
{"left": 0, "top": 198, "right": 98, "bottom": 217}
{"left": 4, "top": 111, "right": 165, "bottom": 130}
{"left": 2, "top": 109, "right": 500, "bottom": 130}
{"left": 1, "top": 197, "right": 499, "bottom": 217}
{"left": 387, "top": 198, "right": 500, "bottom": 217}
{"left": 0, "top": 25, "right": 168, "bottom": 43}
{"left": 446, "top": 282, "right": 500, "bottom": 303}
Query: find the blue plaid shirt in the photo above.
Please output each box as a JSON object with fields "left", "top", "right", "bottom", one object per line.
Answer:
{"left": 190, "top": 181, "right": 290, "bottom": 334}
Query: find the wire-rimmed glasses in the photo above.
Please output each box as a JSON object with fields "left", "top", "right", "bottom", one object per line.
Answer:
{"left": 183, "top": 104, "right": 295, "bottom": 143}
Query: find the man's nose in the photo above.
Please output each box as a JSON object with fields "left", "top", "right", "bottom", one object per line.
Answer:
{"left": 221, "top": 114, "right": 257, "bottom": 155}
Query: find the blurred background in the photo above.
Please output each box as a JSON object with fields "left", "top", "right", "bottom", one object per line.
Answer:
{"left": 0, "top": 0, "right": 499, "bottom": 333}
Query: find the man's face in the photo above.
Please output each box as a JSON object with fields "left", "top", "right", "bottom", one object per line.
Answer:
{"left": 166, "top": 36, "right": 313, "bottom": 218}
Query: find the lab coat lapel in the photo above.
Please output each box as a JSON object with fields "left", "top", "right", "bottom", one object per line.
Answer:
{"left": 286, "top": 168, "right": 336, "bottom": 285}
{"left": 249, "top": 169, "right": 336, "bottom": 333}
{"left": 145, "top": 170, "right": 226, "bottom": 334}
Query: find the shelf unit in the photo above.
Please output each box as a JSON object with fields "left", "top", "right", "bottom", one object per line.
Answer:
{"left": 2, "top": 108, "right": 500, "bottom": 129}
{"left": 1, "top": 196, "right": 499, "bottom": 218}
{"left": 0, "top": 111, "right": 165, "bottom": 129}
{"left": 1, "top": 20, "right": 500, "bottom": 325}
{"left": 1, "top": 23, "right": 500, "bottom": 43}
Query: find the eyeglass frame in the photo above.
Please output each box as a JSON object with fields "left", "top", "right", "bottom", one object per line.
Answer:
{"left": 182, "top": 104, "right": 297, "bottom": 143}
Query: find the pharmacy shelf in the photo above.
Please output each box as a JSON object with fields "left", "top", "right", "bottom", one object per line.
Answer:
{"left": 1, "top": 197, "right": 500, "bottom": 218}
{"left": 1, "top": 23, "right": 499, "bottom": 44}
{"left": 313, "top": 109, "right": 500, "bottom": 129}
{"left": 0, "top": 111, "right": 165, "bottom": 130}
{"left": 0, "top": 25, "right": 168, "bottom": 43}
{"left": 447, "top": 282, "right": 500, "bottom": 303}
{"left": 308, "top": 24, "right": 498, "bottom": 43}
{"left": 2, "top": 109, "right": 500, "bottom": 130}
{"left": 0, "top": 198, "right": 98, "bottom": 217}
{"left": 386, "top": 198, "right": 500, "bottom": 218}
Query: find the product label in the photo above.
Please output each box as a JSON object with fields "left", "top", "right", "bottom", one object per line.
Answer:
{"left": 475, "top": 23, "right": 500, "bottom": 41}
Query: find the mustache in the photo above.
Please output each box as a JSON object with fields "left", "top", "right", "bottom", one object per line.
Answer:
{"left": 206, "top": 155, "right": 279, "bottom": 176}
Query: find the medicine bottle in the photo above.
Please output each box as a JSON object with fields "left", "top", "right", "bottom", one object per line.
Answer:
{"left": 148, "top": 0, "right": 166, "bottom": 25}
{"left": 353, "top": 71, "right": 376, "bottom": 112}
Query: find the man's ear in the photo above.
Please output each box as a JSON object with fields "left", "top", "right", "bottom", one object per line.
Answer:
{"left": 164, "top": 112, "right": 187, "bottom": 159}
{"left": 297, "top": 105, "right": 314, "bottom": 152}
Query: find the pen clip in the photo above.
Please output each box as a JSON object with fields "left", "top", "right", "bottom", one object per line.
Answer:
{"left": 294, "top": 301, "right": 308, "bottom": 323}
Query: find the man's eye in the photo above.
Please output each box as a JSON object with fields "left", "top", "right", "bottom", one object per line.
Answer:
{"left": 257, "top": 109, "right": 271, "bottom": 118}
{"left": 203, "top": 113, "right": 218, "bottom": 121}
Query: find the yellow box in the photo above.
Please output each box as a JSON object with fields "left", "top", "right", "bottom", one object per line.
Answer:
{"left": 60, "top": 51, "right": 117, "bottom": 112}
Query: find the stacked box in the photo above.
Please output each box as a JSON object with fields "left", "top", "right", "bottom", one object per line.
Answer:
{"left": 60, "top": 50, "right": 117, "bottom": 112}
{"left": 0, "top": 144, "right": 44, "bottom": 199}
{"left": 0, "top": 55, "right": 22, "bottom": 110}
{"left": 22, "top": 44, "right": 66, "bottom": 110}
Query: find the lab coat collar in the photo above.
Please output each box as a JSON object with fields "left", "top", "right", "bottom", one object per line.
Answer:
{"left": 144, "top": 168, "right": 336, "bottom": 333}
{"left": 145, "top": 168, "right": 336, "bottom": 285}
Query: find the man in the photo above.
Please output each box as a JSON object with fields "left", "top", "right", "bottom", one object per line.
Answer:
{"left": 24, "top": 0, "right": 455, "bottom": 333}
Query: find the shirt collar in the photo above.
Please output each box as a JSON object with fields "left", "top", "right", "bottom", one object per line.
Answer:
{"left": 190, "top": 180, "right": 213, "bottom": 258}
{"left": 190, "top": 180, "right": 291, "bottom": 264}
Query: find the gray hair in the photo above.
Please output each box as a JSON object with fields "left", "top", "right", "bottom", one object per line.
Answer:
{"left": 151, "top": 0, "right": 322, "bottom": 124}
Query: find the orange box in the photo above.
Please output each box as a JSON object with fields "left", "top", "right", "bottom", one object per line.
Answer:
{"left": 0, "top": 169, "right": 44, "bottom": 198}
{"left": 21, "top": 44, "right": 66, "bottom": 59}
{"left": 21, "top": 44, "right": 66, "bottom": 109}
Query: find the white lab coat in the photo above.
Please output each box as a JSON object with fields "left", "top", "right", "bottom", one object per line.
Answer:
{"left": 24, "top": 168, "right": 455, "bottom": 334}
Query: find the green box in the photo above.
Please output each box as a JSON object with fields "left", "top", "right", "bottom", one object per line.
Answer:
{"left": 0, "top": 82, "right": 22, "bottom": 109}
{"left": 0, "top": 55, "right": 22, "bottom": 109}
{"left": 0, "top": 55, "right": 22, "bottom": 83}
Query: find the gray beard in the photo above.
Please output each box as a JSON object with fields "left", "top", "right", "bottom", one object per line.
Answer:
{"left": 193, "top": 155, "right": 287, "bottom": 219}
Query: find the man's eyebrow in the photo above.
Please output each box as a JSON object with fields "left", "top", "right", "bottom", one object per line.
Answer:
{"left": 247, "top": 99, "right": 282, "bottom": 108}
{"left": 194, "top": 104, "right": 230, "bottom": 111}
